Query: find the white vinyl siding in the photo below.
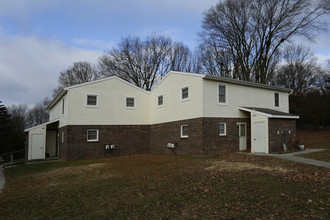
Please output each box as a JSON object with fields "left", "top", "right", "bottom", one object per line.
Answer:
{"left": 181, "top": 124, "right": 188, "bottom": 138}
{"left": 203, "top": 80, "right": 289, "bottom": 118}
{"left": 219, "top": 123, "right": 226, "bottom": 136}
{"left": 150, "top": 72, "right": 204, "bottom": 124}
{"left": 68, "top": 77, "right": 151, "bottom": 125}
{"left": 87, "top": 129, "right": 99, "bottom": 142}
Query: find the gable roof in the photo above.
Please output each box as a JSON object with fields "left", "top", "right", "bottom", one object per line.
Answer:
{"left": 47, "top": 76, "right": 150, "bottom": 110}
{"left": 203, "top": 75, "right": 292, "bottom": 93}
{"left": 239, "top": 107, "right": 299, "bottom": 119}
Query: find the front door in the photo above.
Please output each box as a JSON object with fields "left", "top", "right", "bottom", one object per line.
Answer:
{"left": 239, "top": 123, "right": 247, "bottom": 151}
{"left": 253, "top": 122, "right": 266, "bottom": 152}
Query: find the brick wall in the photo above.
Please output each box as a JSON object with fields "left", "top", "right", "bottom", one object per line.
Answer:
{"left": 150, "top": 117, "right": 250, "bottom": 156}
{"left": 59, "top": 125, "right": 150, "bottom": 160}
{"left": 268, "top": 119, "right": 297, "bottom": 152}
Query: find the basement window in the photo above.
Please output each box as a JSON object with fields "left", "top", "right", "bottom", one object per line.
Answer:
{"left": 87, "top": 129, "right": 99, "bottom": 142}
{"left": 219, "top": 123, "right": 226, "bottom": 136}
{"left": 181, "top": 124, "right": 188, "bottom": 138}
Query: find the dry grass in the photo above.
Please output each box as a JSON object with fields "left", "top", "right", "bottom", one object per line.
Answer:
{"left": 1, "top": 153, "right": 329, "bottom": 219}
{"left": 297, "top": 129, "right": 330, "bottom": 162}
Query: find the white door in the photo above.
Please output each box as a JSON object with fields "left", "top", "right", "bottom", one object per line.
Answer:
{"left": 31, "top": 134, "right": 44, "bottom": 160}
{"left": 239, "top": 123, "right": 247, "bottom": 151}
{"left": 253, "top": 122, "right": 266, "bottom": 153}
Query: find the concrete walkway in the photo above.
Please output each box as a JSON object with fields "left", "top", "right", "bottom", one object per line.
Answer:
{"left": 244, "top": 149, "right": 330, "bottom": 169}
{"left": 0, "top": 165, "right": 5, "bottom": 193}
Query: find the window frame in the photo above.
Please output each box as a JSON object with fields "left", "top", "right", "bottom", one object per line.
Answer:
{"left": 125, "top": 96, "right": 136, "bottom": 109}
{"left": 180, "top": 85, "right": 189, "bottom": 102}
{"left": 86, "top": 94, "right": 99, "bottom": 108}
{"left": 61, "top": 98, "right": 65, "bottom": 115}
{"left": 219, "top": 123, "right": 227, "bottom": 136}
{"left": 61, "top": 131, "right": 64, "bottom": 143}
{"left": 274, "top": 92, "right": 280, "bottom": 108}
{"left": 218, "top": 83, "right": 228, "bottom": 105}
{"left": 157, "top": 94, "right": 164, "bottom": 107}
{"left": 87, "top": 129, "right": 99, "bottom": 142}
{"left": 181, "top": 124, "right": 189, "bottom": 138}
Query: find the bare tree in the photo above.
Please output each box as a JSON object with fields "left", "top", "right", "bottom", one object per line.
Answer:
{"left": 201, "top": 0, "right": 330, "bottom": 83}
{"left": 58, "top": 61, "right": 100, "bottom": 87}
{"left": 98, "top": 35, "right": 192, "bottom": 91}
{"left": 26, "top": 97, "right": 51, "bottom": 128}
{"left": 274, "top": 45, "right": 325, "bottom": 95}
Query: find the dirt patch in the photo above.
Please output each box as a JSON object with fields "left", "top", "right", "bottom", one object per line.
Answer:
{"left": 206, "top": 161, "right": 294, "bottom": 173}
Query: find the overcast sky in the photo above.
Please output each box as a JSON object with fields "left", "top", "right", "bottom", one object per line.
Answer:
{"left": 0, "top": 0, "right": 329, "bottom": 107}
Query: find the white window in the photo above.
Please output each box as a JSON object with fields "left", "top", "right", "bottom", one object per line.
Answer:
{"left": 126, "top": 97, "right": 136, "bottom": 108}
{"left": 157, "top": 95, "right": 164, "bottom": 106}
{"left": 274, "top": 92, "right": 280, "bottom": 107}
{"left": 86, "top": 94, "right": 98, "bottom": 107}
{"left": 87, "top": 129, "right": 99, "bottom": 142}
{"left": 61, "top": 131, "right": 64, "bottom": 143}
{"left": 218, "top": 84, "right": 227, "bottom": 104}
{"left": 61, "top": 98, "right": 65, "bottom": 115}
{"left": 181, "top": 86, "right": 189, "bottom": 101}
{"left": 181, "top": 124, "right": 188, "bottom": 138}
{"left": 219, "top": 123, "right": 226, "bottom": 136}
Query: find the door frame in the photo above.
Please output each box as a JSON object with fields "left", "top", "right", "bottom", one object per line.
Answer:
{"left": 237, "top": 122, "right": 247, "bottom": 151}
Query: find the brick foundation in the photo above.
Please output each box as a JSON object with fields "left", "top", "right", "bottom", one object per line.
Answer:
{"left": 268, "top": 119, "right": 297, "bottom": 152}
{"left": 59, "top": 125, "right": 150, "bottom": 160}
{"left": 57, "top": 117, "right": 296, "bottom": 160}
{"left": 150, "top": 117, "right": 250, "bottom": 156}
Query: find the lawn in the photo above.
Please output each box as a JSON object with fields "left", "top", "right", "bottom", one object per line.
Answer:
{"left": 297, "top": 129, "right": 330, "bottom": 162}
{"left": 0, "top": 153, "right": 329, "bottom": 219}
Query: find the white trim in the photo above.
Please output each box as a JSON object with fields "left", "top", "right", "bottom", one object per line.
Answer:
{"left": 219, "top": 122, "right": 226, "bottom": 136}
{"left": 151, "top": 71, "right": 204, "bottom": 92}
{"left": 218, "top": 83, "right": 228, "bottom": 105}
{"left": 61, "top": 131, "right": 64, "bottom": 143}
{"left": 181, "top": 124, "right": 188, "bottom": 138}
{"left": 125, "top": 96, "right": 136, "bottom": 109}
{"left": 274, "top": 92, "right": 280, "bottom": 108}
{"left": 157, "top": 94, "right": 164, "bottom": 107}
{"left": 66, "top": 76, "right": 151, "bottom": 94}
{"left": 87, "top": 129, "right": 99, "bottom": 142}
{"left": 24, "top": 119, "right": 60, "bottom": 132}
{"left": 180, "top": 85, "right": 189, "bottom": 102}
{"left": 86, "top": 93, "right": 99, "bottom": 108}
{"left": 238, "top": 107, "right": 299, "bottom": 119}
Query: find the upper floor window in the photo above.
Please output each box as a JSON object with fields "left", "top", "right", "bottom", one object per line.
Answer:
{"left": 86, "top": 94, "right": 98, "bottom": 107}
{"left": 61, "top": 98, "right": 65, "bottom": 115}
{"left": 274, "top": 92, "right": 279, "bottom": 107}
{"left": 218, "top": 84, "right": 227, "bottom": 104}
{"left": 158, "top": 95, "right": 163, "bottom": 106}
{"left": 87, "top": 129, "right": 99, "bottom": 142}
{"left": 181, "top": 86, "right": 189, "bottom": 101}
{"left": 126, "top": 97, "right": 135, "bottom": 108}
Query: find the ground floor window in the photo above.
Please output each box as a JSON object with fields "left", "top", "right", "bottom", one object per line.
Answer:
{"left": 87, "top": 129, "right": 99, "bottom": 142}
{"left": 219, "top": 123, "right": 226, "bottom": 136}
{"left": 181, "top": 124, "right": 188, "bottom": 138}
